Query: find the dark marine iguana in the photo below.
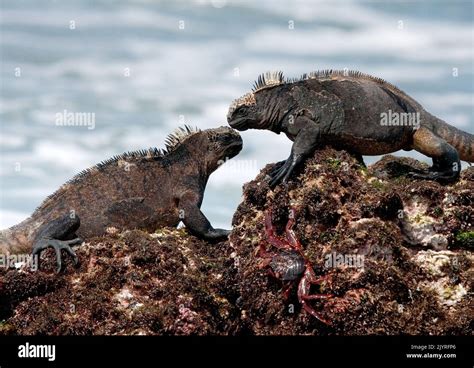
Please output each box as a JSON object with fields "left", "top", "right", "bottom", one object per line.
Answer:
{"left": 227, "top": 70, "right": 474, "bottom": 187}
{"left": 0, "top": 126, "right": 242, "bottom": 272}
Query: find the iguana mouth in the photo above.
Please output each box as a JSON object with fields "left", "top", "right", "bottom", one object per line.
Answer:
{"left": 228, "top": 117, "right": 252, "bottom": 131}
{"left": 225, "top": 140, "right": 243, "bottom": 158}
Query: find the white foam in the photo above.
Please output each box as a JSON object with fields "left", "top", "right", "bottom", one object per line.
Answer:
{"left": 244, "top": 23, "right": 473, "bottom": 62}
{"left": 0, "top": 135, "right": 26, "bottom": 148}
{"left": 31, "top": 140, "right": 97, "bottom": 169}
{"left": 0, "top": 7, "right": 182, "bottom": 31}
{"left": 417, "top": 93, "right": 474, "bottom": 111}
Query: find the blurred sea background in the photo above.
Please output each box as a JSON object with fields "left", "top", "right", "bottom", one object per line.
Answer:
{"left": 0, "top": 0, "right": 473, "bottom": 229}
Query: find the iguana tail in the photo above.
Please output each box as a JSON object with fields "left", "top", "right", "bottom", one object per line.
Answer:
{"left": 0, "top": 219, "right": 37, "bottom": 255}
{"left": 431, "top": 118, "right": 474, "bottom": 163}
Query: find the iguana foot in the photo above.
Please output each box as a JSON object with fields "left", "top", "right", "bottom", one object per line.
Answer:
{"left": 268, "top": 159, "right": 292, "bottom": 188}
{"left": 268, "top": 148, "right": 309, "bottom": 188}
{"left": 268, "top": 157, "right": 301, "bottom": 188}
{"left": 204, "top": 228, "right": 231, "bottom": 240}
{"left": 31, "top": 214, "right": 83, "bottom": 272}
{"left": 268, "top": 160, "right": 286, "bottom": 177}
{"left": 33, "top": 238, "right": 82, "bottom": 273}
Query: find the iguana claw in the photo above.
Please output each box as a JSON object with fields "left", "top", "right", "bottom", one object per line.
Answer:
{"left": 32, "top": 238, "right": 82, "bottom": 273}
{"left": 268, "top": 159, "right": 294, "bottom": 188}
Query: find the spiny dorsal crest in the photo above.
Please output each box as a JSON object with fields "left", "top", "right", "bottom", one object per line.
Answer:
{"left": 228, "top": 71, "right": 285, "bottom": 115}
{"left": 33, "top": 125, "right": 201, "bottom": 214}
{"left": 228, "top": 92, "right": 256, "bottom": 118}
{"left": 230, "top": 69, "right": 405, "bottom": 118}
{"left": 164, "top": 124, "right": 201, "bottom": 152}
{"left": 68, "top": 125, "right": 200, "bottom": 183}
{"left": 252, "top": 71, "right": 285, "bottom": 92}
{"left": 250, "top": 69, "right": 404, "bottom": 96}
{"left": 295, "top": 69, "right": 404, "bottom": 95}
{"left": 96, "top": 125, "right": 200, "bottom": 169}
{"left": 94, "top": 125, "right": 200, "bottom": 170}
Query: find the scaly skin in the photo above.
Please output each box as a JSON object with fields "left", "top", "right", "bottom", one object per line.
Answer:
{"left": 228, "top": 70, "right": 474, "bottom": 187}
{"left": 0, "top": 126, "right": 243, "bottom": 272}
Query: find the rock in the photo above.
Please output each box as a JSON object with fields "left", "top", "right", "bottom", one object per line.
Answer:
{"left": 0, "top": 148, "right": 472, "bottom": 335}
{"left": 230, "top": 148, "right": 472, "bottom": 335}
{"left": 0, "top": 228, "right": 240, "bottom": 335}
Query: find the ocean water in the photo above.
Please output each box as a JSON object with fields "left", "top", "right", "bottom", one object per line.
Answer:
{"left": 0, "top": 0, "right": 473, "bottom": 229}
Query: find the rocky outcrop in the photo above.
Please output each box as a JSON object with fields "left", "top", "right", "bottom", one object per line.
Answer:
{"left": 0, "top": 228, "right": 239, "bottom": 335}
{"left": 1, "top": 148, "right": 472, "bottom": 335}
{"left": 230, "top": 149, "right": 472, "bottom": 335}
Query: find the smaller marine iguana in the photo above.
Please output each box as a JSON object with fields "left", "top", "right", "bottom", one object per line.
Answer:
{"left": 227, "top": 70, "right": 474, "bottom": 187}
{"left": 0, "top": 126, "right": 242, "bottom": 272}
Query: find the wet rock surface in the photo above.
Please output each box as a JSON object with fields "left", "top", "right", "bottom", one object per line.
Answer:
{"left": 1, "top": 148, "right": 472, "bottom": 335}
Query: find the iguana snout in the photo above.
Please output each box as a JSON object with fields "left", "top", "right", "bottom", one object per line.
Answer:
{"left": 204, "top": 126, "right": 243, "bottom": 169}
{"left": 227, "top": 92, "right": 262, "bottom": 131}
{"left": 227, "top": 106, "right": 260, "bottom": 131}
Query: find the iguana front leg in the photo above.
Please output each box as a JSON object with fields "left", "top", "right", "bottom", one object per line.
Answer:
{"left": 179, "top": 191, "right": 230, "bottom": 241}
{"left": 32, "top": 214, "right": 83, "bottom": 273}
{"left": 269, "top": 116, "right": 320, "bottom": 188}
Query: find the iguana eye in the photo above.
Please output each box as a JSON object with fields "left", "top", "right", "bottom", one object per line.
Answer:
{"left": 236, "top": 106, "right": 248, "bottom": 115}
{"left": 222, "top": 135, "right": 234, "bottom": 143}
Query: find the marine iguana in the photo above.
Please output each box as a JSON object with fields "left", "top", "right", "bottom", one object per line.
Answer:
{"left": 0, "top": 126, "right": 242, "bottom": 272}
{"left": 227, "top": 70, "right": 474, "bottom": 187}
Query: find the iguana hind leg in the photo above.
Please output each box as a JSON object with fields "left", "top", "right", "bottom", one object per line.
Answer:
{"left": 410, "top": 127, "right": 461, "bottom": 182}
{"left": 32, "top": 214, "right": 83, "bottom": 273}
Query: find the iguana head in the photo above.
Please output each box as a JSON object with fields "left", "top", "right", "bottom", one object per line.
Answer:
{"left": 227, "top": 71, "right": 286, "bottom": 131}
{"left": 193, "top": 126, "right": 242, "bottom": 172}
{"left": 164, "top": 125, "right": 242, "bottom": 172}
